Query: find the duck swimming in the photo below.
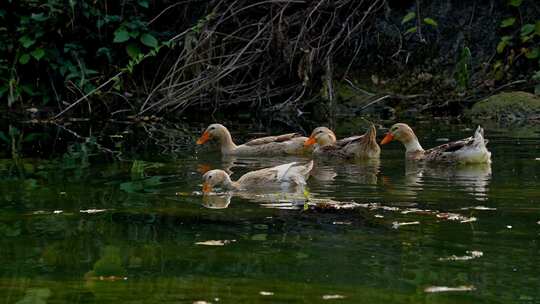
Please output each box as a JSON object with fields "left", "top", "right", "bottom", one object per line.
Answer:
{"left": 196, "top": 124, "right": 311, "bottom": 156}
{"left": 380, "top": 123, "right": 491, "bottom": 164}
{"left": 304, "top": 124, "right": 380, "bottom": 159}
{"left": 201, "top": 161, "right": 313, "bottom": 193}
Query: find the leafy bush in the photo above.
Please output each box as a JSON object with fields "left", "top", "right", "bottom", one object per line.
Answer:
{"left": 0, "top": 0, "right": 170, "bottom": 109}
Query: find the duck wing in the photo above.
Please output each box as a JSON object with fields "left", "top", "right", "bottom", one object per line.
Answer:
{"left": 335, "top": 135, "right": 364, "bottom": 148}
{"left": 424, "top": 126, "right": 490, "bottom": 162}
{"left": 244, "top": 133, "right": 303, "bottom": 146}
{"left": 236, "top": 161, "right": 313, "bottom": 187}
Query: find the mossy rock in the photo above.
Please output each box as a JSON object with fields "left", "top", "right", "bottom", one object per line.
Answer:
{"left": 468, "top": 91, "right": 540, "bottom": 123}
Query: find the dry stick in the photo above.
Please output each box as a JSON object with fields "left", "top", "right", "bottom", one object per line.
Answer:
{"left": 54, "top": 72, "right": 123, "bottom": 119}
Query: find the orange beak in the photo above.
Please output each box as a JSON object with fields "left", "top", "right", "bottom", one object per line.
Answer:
{"left": 202, "top": 182, "right": 212, "bottom": 193}
{"left": 196, "top": 131, "right": 211, "bottom": 145}
{"left": 380, "top": 133, "right": 394, "bottom": 145}
{"left": 304, "top": 136, "right": 316, "bottom": 147}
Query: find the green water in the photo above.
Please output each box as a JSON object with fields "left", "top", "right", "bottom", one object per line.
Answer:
{"left": 1, "top": 121, "right": 539, "bottom": 303}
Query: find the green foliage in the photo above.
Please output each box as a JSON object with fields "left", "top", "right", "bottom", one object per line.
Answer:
{"left": 456, "top": 47, "right": 472, "bottom": 91}
{"left": 494, "top": 1, "right": 539, "bottom": 83}
{"left": 0, "top": 1, "right": 172, "bottom": 110}
{"left": 402, "top": 12, "right": 416, "bottom": 24}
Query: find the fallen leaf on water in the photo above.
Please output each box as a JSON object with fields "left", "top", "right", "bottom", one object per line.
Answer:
{"left": 535, "top": 158, "right": 540, "bottom": 161}
{"left": 506, "top": 225, "right": 512, "bottom": 229}
{"left": 439, "top": 250, "right": 483, "bottom": 261}
{"left": 193, "top": 301, "right": 212, "bottom": 304}
{"left": 392, "top": 221, "right": 420, "bottom": 229}
{"left": 260, "top": 291, "right": 274, "bottom": 296}
{"left": 322, "top": 294, "right": 346, "bottom": 300}
{"left": 195, "top": 240, "right": 236, "bottom": 246}
{"left": 460, "top": 217, "right": 477, "bottom": 223}
{"left": 460, "top": 206, "right": 496, "bottom": 211}
{"left": 424, "top": 285, "right": 475, "bottom": 293}
{"left": 332, "top": 221, "right": 351, "bottom": 225}
{"left": 374, "top": 214, "right": 384, "bottom": 218}
{"left": 53, "top": 210, "right": 63, "bottom": 214}
{"left": 537, "top": 221, "right": 540, "bottom": 225}
{"left": 80, "top": 209, "right": 107, "bottom": 214}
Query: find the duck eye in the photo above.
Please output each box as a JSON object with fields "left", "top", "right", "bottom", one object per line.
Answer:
{"left": 209, "top": 127, "right": 215, "bottom": 130}
{"left": 208, "top": 175, "right": 212, "bottom": 179}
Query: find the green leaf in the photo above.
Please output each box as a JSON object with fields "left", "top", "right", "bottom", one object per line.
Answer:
{"left": 19, "top": 36, "right": 35, "bottom": 48}
{"left": 500, "top": 17, "right": 515, "bottom": 28}
{"left": 19, "top": 54, "right": 30, "bottom": 64}
{"left": 501, "top": 35, "right": 513, "bottom": 42}
{"left": 140, "top": 33, "right": 158, "bottom": 48}
{"left": 31, "top": 13, "right": 48, "bottom": 21}
{"left": 138, "top": 0, "right": 149, "bottom": 8}
{"left": 521, "top": 24, "right": 535, "bottom": 36}
{"left": 126, "top": 44, "right": 141, "bottom": 59}
{"left": 113, "top": 28, "right": 130, "bottom": 43}
{"left": 423, "top": 18, "right": 438, "bottom": 27}
{"left": 405, "top": 26, "right": 417, "bottom": 34}
{"left": 31, "top": 48, "right": 45, "bottom": 60}
{"left": 525, "top": 48, "right": 539, "bottom": 59}
{"left": 508, "top": 0, "right": 522, "bottom": 7}
{"left": 402, "top": 12, "right": 416, "bottom": 24}
{"left": 497, "top": 40, "right": 508, "bottom": 54}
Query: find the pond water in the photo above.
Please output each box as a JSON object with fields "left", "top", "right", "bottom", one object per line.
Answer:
{"left": 0, "top": 119, "right": 539, "bottom": 303}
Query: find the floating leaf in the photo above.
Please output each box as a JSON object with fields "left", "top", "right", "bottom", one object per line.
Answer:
{"left": 113, "top": 28, "right": 130, "bottom": 43}
{"left": 31, "top": 48, "right": 45, "bottom": 60}
{"left": 140, "top": 33, "right": 158, "bottom": 48}
{"left": 402, "top": 12, "right": 415, "bottom": 24}
{"left": 520, "top": 24, "right": 535, "bottom": 36}
{"left": 500, "top": 17, "right": 515, "bottom": 28}
{"left": 19, "top": 53, "right": 30, "bottom": 64}
{"left": 423, "top": 18, "right": 438, "bottom": 27}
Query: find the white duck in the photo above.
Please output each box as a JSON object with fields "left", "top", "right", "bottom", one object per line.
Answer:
{"left": 201, "top": 161, "right": 313, "bottom": 193}
{"left": 381, "top": 123, "right": 491, "bottom": 164}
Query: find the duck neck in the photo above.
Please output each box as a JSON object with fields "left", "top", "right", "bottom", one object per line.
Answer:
{"left": 219, "top": 130, "right": 238, "bottom": 154}
{"left": 402, "top": 134, "right": 424, "bottom": 153}
{"left": 221, "top": 174, "right": 240, "bottom": 191}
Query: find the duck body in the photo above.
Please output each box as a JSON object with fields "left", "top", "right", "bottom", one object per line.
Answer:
{"left": 381, "top": 123, "right": 491, "bottom": 164}
{"left": 202, "top": 161, "right": 314, "bottom": 193}
{"left": 197, "top": 124, "right": 311, "bottom": 156}
{"left": 305, "top": 124, "right": 380, "bottom": 159}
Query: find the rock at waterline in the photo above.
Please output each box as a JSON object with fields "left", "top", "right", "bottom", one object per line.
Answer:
{"left": 467, "top": 91, "right": 540, "bottom": 123}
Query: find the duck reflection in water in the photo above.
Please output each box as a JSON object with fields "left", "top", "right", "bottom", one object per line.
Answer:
{"left": 402, "top": 161, "right": 492, "bottom": 201}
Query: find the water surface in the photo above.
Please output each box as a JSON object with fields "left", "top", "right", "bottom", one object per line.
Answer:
{"left": 0, "top": 120, "right": 539, "bottom": 303}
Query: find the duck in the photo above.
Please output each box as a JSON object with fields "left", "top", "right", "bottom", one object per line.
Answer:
{"left": 201, "top": 161, "right": 313, "bottom": 193}
{"left": 380, "top": 123, "right": 491, "bottom": 164}
{"left": 303, "top": 124, "right": 380, "bottom": 159}
{"left": 196, "top": 124, "right": 311, "bottom": 156}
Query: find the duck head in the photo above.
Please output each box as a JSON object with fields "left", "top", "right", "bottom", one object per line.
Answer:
{"left": 381, "top": 123, "right": 424, "bottom": 152}
{"left": 304, "top": 127, "right": 336, "bottom": 147}
{"left": 196, "top": 124, "right": 230, "bottom": 145}
{"left": 201, "top": 169, "right": 233, "bottom": 193}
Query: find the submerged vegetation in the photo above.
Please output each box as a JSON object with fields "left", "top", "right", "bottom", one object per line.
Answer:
{"left": 1, "top": 0, "right": 539, "bottom": 119}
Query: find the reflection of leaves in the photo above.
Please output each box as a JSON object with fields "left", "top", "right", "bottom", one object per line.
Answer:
{"left": 92, "top": 246, "right": 127, "bottom": 277}
{"left": 15, "top": 288, "right": 51, "bottom": 304}
{"left": 130, "top": 160, "right": 164, "bottom": 180}
{"left": 0, "top": 221, "right": 21, "bottom": 237}
{"left": 120, "top": 176, "right": 165, "bottom": 193}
